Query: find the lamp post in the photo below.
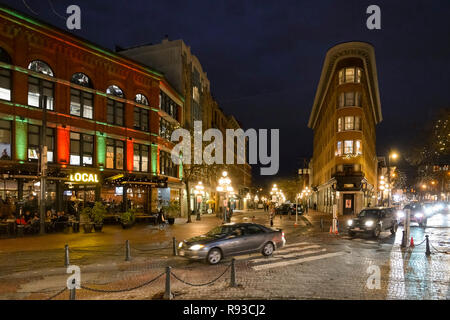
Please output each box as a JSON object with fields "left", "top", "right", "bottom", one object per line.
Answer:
{"left": 387, "top": 151, "right": 398, "bottom": 207}
{"left": 194, "top": 181, "right": 205, "bottom": 220}
{"left": 216, "top": 171, "right": 233, "bottom": 223}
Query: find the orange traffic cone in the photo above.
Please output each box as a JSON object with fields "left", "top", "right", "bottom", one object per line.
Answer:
{"left": 329, "top": 226, "right": 333, "bottom": 234}
{"left": 335, "top": 229, "right": 339, "bottom": 235}
{"left": 410, "top": 237, "right": 415, "bottom": 247}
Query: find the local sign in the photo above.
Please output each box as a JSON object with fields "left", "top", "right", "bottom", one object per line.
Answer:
{"left": 69, "top": 172, "right": 99, "bottom": 183}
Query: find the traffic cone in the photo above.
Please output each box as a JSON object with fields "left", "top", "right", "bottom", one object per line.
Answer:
{"left": 329, "top": 226, "right": 332, "bottom": 234}
{"left": 335, "top": 228, "right": 339, "bottom": 235}
{"left": 410, "top": 237, "right": 415, "bottom": 247}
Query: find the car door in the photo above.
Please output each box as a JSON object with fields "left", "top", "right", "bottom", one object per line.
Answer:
{"left": 380, "top": 209, "right": 391, "bottom": 230}
{"left": 241, "top": 225, "right": 267, "bottom": 253}
{"left": 220, "top": 225, "right": 246, "bottom": 256}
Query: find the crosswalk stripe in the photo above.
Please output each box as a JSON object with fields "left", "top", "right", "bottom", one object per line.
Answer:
{"left": 276, "top": 245, "right": 321, "bottom": 254}
{"left": 251, "top": 248, "right": 326, "bottom": 263}
{"left": 252, "top": 251, "right": 346, "bottom": 271}
{"left": 281, "top": 242, "right": 310, "bottom": 248}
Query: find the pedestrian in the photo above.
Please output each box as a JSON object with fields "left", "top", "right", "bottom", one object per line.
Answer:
{"left": 269, "top": 205, "right": 275, "bottom": 227}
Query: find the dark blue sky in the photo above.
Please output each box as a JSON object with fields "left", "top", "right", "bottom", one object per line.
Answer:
{"left": 2, "top": 0, "right": 449, "bottom": 185}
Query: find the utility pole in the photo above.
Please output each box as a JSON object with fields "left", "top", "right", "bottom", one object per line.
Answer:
{"left": 39, "top": 96, "right": 48, "bottom": 235}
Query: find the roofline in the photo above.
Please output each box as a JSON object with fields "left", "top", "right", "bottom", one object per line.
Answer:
{"left": 308, "top": 41, "right": 382, "bottom": 129}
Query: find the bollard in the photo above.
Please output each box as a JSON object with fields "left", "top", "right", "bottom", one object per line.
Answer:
{"left": 196, "top": 211, "right": 201, "bottom": 221}
{"left": 163, "top": 266, "right": 173, "bottom": 300}
{"left": 125, "top": 240, "right": 131, "bottom": 261}
{"left": 401, "top": 231, "right": 406, "bottom": 248}
{"left": 64, "top": 244, "right": 70, "bottom": 267}
{"left": 230, "top": 258, "right": 237, "bottom": 287}
{"left": 69, "top": 279, "right": 76, "bottom": 300}
{"left": 320, "top": 218, "right": 324, "bottom": 232}
{"left": 172, "top": 237, "right": 177, "bottom": 256}
{"left": 425, "top": 235, "right": 431, "bottom": 256}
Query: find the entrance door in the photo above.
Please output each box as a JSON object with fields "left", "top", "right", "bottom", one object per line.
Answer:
{"left": 343, "top": 194, "right": 354, "bottom": 215}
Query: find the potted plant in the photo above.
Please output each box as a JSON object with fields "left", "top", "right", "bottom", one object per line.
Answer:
{"left": 92, "top": 202, "right": 106, "bottom": 232}
{"left": 80, "top": 207, "right": 94, "bottom": 233}
{"left": 120, "top": 209, "right": 135, "bottom": 229}
{"left": 163, "top": 200, "right": 180, "bottom": 225}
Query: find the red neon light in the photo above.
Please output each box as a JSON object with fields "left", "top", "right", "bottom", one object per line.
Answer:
{"left": 57, "top": 127, "right": 70, "bottom": 164}
{"left": 127, "top": 139, "right": 134, "bottom": 172}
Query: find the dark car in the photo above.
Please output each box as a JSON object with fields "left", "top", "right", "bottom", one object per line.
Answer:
{"left": 275, "top": 204, "right": 292, "bottom": 215}
{"left": 347, "top": 207, "right": 398, "bottom": 238}
{"left": 178, "top": 222, "right": 286, "bottom": 264}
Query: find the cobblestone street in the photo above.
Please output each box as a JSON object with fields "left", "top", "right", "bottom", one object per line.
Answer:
{"left": 0, "top": 210, "right": 448, "bottom": 300}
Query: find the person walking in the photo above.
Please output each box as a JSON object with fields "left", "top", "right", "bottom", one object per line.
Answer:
{"left": 269, "top": 205, "right": 275, "bottom": 227}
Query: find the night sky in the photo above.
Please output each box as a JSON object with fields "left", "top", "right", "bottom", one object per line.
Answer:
{"left": 2, "top": 0, "right": 449, "bottom": 186}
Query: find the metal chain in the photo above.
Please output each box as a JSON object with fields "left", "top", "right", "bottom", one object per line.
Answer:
{"left": 130, "top": 245, "right": 171, "bottom": 252}
{"left": 430, "top": 243, "right": 450, "bottom": 254}
{"left": 414, "top": 238, "right": 427, "bottom": 247}
{"left": 80, "top": 271, "right": 165, "bottom": 293}
{"left": 171, "top": 264, "right": 232, "bottom": 287}
{"left": 69, "top": 245, "right": 125, "bottom": 255}
{"left": 46, "top": 287, "right": 68, "bottom": 300}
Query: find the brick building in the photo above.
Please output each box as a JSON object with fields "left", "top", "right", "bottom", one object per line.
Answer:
{"left": 0, "top": 7, "right": 184, "bottom": 216}
{"left": 308, "top": 42, "right": 382, "bottom": 215}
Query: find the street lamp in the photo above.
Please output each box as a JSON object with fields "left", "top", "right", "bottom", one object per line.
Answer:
{"left": 387, "top": 151, "right": 399, "bottom": 207}
{"left": 216, "top": 171, "right": 233, "bottom": 223}
{"left": 194, "top": 181, "right": 205, "bottom": 220}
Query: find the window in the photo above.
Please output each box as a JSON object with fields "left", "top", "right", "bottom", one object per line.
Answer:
{"left": 160, "top": 91, "right": 178, "bottom": 118}
{"left": 28, "top": 60, "right": 54, "bottom": 76}
{"left": 338, "top": 67, "right": 362, "bottom": 84}
{"left": 159, "top": 118, "right": 175, "bottom": 140}
{"left": 160, "top": 150, "right": 176, "bottom": 177}
{"left": 355, "top": 116, "right": 361, "bottom": 130}
{"left": 338, "top": 92, "right": 361, "bottom": 108}
{"left": 244, "top": 225, "right": 263, "bottom": 235}
{"left": 70, "top": 73, "right": 93, "bottom": 119}
{"left": 355, "top": 140, "right": 362, "bottom": 155}
{"left": 344, "top": 140, "right": 353, "bottom": 154}
{"left": 0, "top": 48, "right": 12, "bottom": 101}
{"left": 28, "top": 77, "right": 54, "bottom": 110}
{"left": 27, "top": 125, "right": 54, "bottom": 162}
{"left": 135, "top": 93, "right": 149, "bottom": 106}
{"left": 106, "top": 85, "right": 124, "bottom": 98}
{"left": 0, "top": 120, "right": 11, "bottom": 160}
{"left": 70, "top": 132, "right": 93, "bottom": 166}
{"left": 134, "top": 107, "right": 149, "bottom": 131}
{"left": 344, "top": 116, "right": 354, "bottom": 130}
{"left": 107, "top": 99, "right": 124, "bottom": 126}
{"left": 133, "top": 144, "right": 149, "bottom": 172}
{"left": 337, "top": 118, "right": 342, "bottom": 132}
{"left": 336, "top": 141, "right": 342, "bottom": 156}
{"left": 106, "top": 139, "right": 124, "bottom": 170}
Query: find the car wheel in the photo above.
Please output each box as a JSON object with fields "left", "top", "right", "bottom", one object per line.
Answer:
{"left": 390, "top": 223, "right": 398, "bottom": 235}
{"left": 206, "top": 248, "right": 222, "bottom": 265}
{"left": 373, "top": 226, "right": 381, "bottom": 238}
{"left": 262, "top": 242, "right": 274, "bottom": 256}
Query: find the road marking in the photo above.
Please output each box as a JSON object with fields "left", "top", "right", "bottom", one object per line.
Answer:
{"left": 276, "top": 245, "right": 321, "bottom": 254}
{"left": 282, "top": 242, "right": 310, "bottom": 248}
{"left": 252, "top": 252, "right": 346, "bottom": 271}
{"left": 251, "top": 248, "right": 326, "bottom": 263}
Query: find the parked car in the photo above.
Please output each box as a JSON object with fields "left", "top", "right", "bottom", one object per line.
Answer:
{"left": 397, "top": 203, "right": 428, "bottom": 227}
{"left": 347, "top": 207, "right": 398, "bottom": 238}
{"left": 291, "top": 203, "right": 305, "bottom": 215}
{"left": 275, "top": 203, "right": 292, "bottom": 215}
{"left": 178, "top": 222, "right": 286, "bottom": 264}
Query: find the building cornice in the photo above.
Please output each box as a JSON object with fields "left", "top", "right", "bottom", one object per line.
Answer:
{"left": 308, "top": 42, "right": 382, "bottom": 129}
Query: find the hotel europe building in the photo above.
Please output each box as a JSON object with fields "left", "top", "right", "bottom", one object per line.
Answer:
{"left": 0, "top": 7, "right": 185, "bottom": 215}
{"left": 308, "top": 42, "right": 382, "bottom": 215}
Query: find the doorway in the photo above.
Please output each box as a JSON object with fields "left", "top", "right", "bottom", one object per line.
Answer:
{"left": 343, "top": 194, "right": 354, "bottom": 215}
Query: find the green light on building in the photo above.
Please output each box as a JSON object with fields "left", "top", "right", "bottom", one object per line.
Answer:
{"left": 96, "top": 134, "right": 106, "bottom": 168}
{"left": 15, "top": 120, "right": 27, "bottom": 161}
{"left": 151, "top": 144, "right": 158, "bottom": 175}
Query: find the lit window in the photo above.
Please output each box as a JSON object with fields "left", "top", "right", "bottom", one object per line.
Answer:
{"left": 0, "top": 120, "right": 11, "bottom": 160}
{"left": 338, "top": 92, "right": 361, "bottom": 108}
{"left": 135, "top": 93, "right": 149, "bottom": 106}
{"left": 355, "top": 116, "right": 361, "bottom": 130}
{"left": 338, "top": 67, "right": 362, "bottom": 84}
{"left": 0, "top": 48, "right": 12, "bottom": 101}
{"left": 28, "top": 77, "right": 54, "bottom": 110}
{"left": 133, "top": 144, "right": 149, "bottom": 172}
{"left": 344, "top": 140, "right": 353, "bottom": 154}
{"left": 337, "top": 118, "right": 342, "bottom": 132}
{"left": 336, "top": 141, "right": 342, "bottom": 156}
{"left": 106, "top": 139, "right": 124, "bottom": 170}
{"left": 70, "top": 132, "right": 93, "bottom": 166}
{"left": 70, "top": 89, "right": 93, "bottom": 119}
{"left": 355, "top": 140, "right": 362, "bottom": 155}
{"left": 344, "top": 116, "right": 354, "bottom": 130}
{"left": 28, "top": 60, "right": 54, "bottom": 76}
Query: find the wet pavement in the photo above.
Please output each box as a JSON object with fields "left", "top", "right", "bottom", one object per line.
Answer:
{"left": 0, "top": 209, "right": 448, "bottom": 300}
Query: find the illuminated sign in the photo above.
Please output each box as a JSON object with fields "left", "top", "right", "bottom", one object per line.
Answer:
{"left": 69, "top": 172, "right": 99, "bottom": 183}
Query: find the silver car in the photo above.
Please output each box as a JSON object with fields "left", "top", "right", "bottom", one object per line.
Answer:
{"left": 178, "top": 222, "right": 286, "bottom": 264}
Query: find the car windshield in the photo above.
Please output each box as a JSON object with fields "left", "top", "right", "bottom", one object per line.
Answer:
{"left": 206, "top": 225, "right": 234, "bottom": 237}
{"left": 358, "top": 210, "right": 380, "bottom": 218}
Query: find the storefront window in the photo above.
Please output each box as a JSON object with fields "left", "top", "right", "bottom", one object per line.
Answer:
{"left": 0, "top": 120, "right": 11, "bottom": 160}
{"left": 106, "top": 139, "right": 124, "bottom": 170}
{"left": 70, "top": 132, "right": 93, "bottom": 166}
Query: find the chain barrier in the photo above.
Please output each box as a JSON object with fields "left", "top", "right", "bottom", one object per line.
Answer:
{"left": 46, "top": 287, "right": 68, "bottom": 300}
{"left": 80, "top": 271, "right": 165, "bottom": 293}
{"left": 171, "top": 263, "right": 232, "bottom": 287}
{"left": 430, "top": 243, "right": 450, "bottom": 254}
{"left": 69, "top": 245, "right": 125, "bottom": 255}
{"left": 414, "top": 238, "right": 427, "bottom": 247}
{"left": 130, "top": 245, "right": 171, "bottom": 252}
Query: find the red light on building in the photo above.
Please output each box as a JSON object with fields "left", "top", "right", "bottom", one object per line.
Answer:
{"left": 57, "top": 127, "right": 70, "bottom": 164}
{"left": 127, "top": 139, "right": 134, "bottom": 172}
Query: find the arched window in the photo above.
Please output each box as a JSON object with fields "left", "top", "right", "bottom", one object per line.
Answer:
{"left": 135, "top": 93, "right": 149, "bottom": 105}
{"left": 133, "top": 93, "right": 149, "bottom": 131}
{"left": 27, "top": 60, "right": 54, "bottom": 110}
{"left": 106, "top": 85, "right": 124, "bottom": 126}
{"left": 70, "top": 73, "right": 94, "bottom": 119}
{"left": 106, "top": 84, "right": 124, "bottom": 98}
{"left": 0, "top": 48, "right": 12, "bottom": 101}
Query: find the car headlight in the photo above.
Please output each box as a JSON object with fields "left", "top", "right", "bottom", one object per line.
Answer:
{"left": 178, "top": 242, "right": 183, "bottom": 248}
{"left": 425, "top": 208, "right": 432, "bottom": 215}
{"left": 189, "top": 244, "right": 205, "bottom": 251}
{"left": 347, "top": 220, "right": 353, "bottom": 226}
{"left": 415, "top": 213, "right": 423, "bottom": 218}
{"left": 397, "top": 211, "right": 405, "bottom": 218}
{"left": 365, "top": 220, "right": 374, "bottom": 227}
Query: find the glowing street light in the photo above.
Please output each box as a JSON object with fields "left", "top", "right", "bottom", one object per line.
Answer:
{"left": 217, "top": 171, "right": 233, "bottom": 223}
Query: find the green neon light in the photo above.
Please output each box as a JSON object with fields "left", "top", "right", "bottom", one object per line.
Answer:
{"left": 151, "top": 144, "right": 158, "bottom": 175}
{"left": 179, "top": 153, "right": 183, "bottom": 180}
{"left": 96, "top": 134, "right": 106, "bottom": 168}
{"left": 15, "top": 120, "right": 27, "bottom": 161}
